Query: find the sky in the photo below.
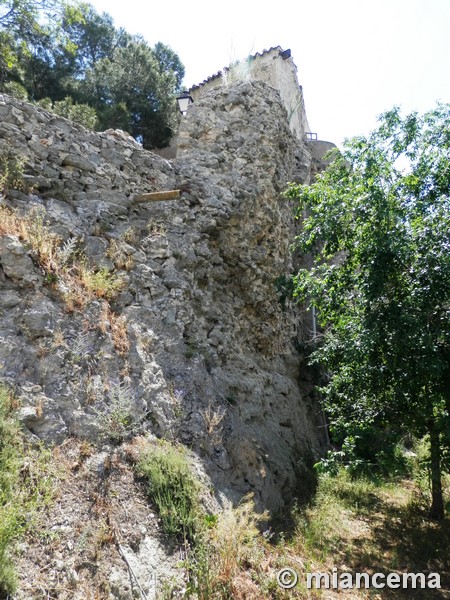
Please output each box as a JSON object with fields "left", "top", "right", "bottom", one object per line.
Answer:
{"left": 88, "top": 0, "right": 450, "bottom": 147}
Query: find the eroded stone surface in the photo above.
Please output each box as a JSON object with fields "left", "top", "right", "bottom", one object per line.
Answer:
{"left": 0, "top": 82, "right": 325, "bottom": 518}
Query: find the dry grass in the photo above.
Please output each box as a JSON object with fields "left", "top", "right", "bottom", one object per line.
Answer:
{"left": 106, "top": 237, "right": 135, "bottom": 271}
{"left": 0, "top": 205, "right": 61, "bottom": 271}
{"left": 285, "top": 470, "right": 450, "bottom": 599}
{"left": 78, "top": 265, "right": 124, "bottom": 300}
{"left": 0, "top": 205, "right": 125, "bottom": 310}
{"left": 99, "top": 301, "right": 130, "bottom": 356}
{"left": 186, "top": 496, "right": 275, "bottom": 599}
{"left": 145, "top": 219, "right": 167, "bottom": 238}
{"left": 180, "top": 470, "right": 449, "bottom": 599}
{"left": 206, "top": 495, "right": 268, "bottom": 588}
{"left": 201, "top": 403, "right": 225, "bottom": 437}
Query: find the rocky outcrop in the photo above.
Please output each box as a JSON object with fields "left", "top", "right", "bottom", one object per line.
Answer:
{"left": 0, "top": 80, "right": 326, "bottom": 518}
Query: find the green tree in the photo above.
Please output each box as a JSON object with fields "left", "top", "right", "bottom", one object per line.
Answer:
{"left": 59, "top": 2, "right": 130, "bottom": 77}
{"left": 285, "top": 104, "right": 450, "bottom": 520}
{"left": 153, "top": 41, "right": 185, "bottom": 90}
{"left": 0, "top": 1, "right": 184, "bottom": 147}
{"left": 0, "top": 0, "right": 41, "bottom": 85}
{"left": 53, "top": 95, "right": 98, "bottom": 128}
{"left": 83, "top": 39, "right": 180, "bottom": 148}
{"left": 0, "top": 0, "right": 68, "bottom": 98}
{"left": 0, "top": 0, "right": 58, "bottom": 46}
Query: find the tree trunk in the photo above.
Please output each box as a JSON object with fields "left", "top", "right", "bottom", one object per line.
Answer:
{"left": 429, "top": 421, "right": 445, "bottom": 520}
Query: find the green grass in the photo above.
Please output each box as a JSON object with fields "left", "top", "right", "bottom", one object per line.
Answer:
{"left": 293, "top": 470, "right": 387, "bottom": 561}
{"left": 0, "top": 384, "right": 57, "bottom": 595}
{"left": 0, "top": 385, "right": 22, "bottom": 592}
{"left": 290, "top": 469, "right": 450, "bottom": 598}
{"left": 136, "top": 439, "right": 201, "bottom": 542}
{"left": 134, "top": 445, "right": 449, "bottom": 599}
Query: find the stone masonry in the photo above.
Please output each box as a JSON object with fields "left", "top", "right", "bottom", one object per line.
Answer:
{"left": 0, "top": 80, "right": 327, "bottom": 517}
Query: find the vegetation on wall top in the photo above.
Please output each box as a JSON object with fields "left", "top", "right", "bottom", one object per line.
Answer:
{"left": 0, "top": 0, "right": 185, "bottom": 148}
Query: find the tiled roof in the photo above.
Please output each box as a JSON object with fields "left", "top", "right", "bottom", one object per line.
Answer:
{"left": 190, "top": 46, "right": 287, "bottom": 91}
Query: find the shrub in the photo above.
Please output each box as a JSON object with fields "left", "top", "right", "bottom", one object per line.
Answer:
{"left": 79, "top": 265, "right": 125, "bottom": 300}
{"left": 187, "top": 495, "right": 268, "bottom": 599}
{"left": 0, "top": 154, "right": 25, "bottom": 194}
{"left": 94, "top": 383, "right": 137, "bottom": 443}
{"left": 2, "top": 81, "right": 28, "bottom": 100}
{"left": 136, "top": 440, "right": 201, "bottom": 542}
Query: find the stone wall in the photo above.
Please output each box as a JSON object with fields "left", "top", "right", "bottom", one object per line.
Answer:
{"left": 189, "top": 46, "right": 311, "bottom": 142}
{"left": 308, "top": 139, "right": 338, "bottom": 178}
{"left": 0, "top": 80, "right": 326, "bottom": 516}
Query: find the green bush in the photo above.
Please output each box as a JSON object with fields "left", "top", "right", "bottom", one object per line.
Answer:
{"left": 136, "top": 440, "right": 201, "bottom": 542}
{"left": 0, "top": 153, "right": 25, "bottom": 194}
{"left": 2, "top": 81, "right": 28, "bottom": 100}
{"left": 80, "top": 266, "right": 125, "bottom": 300}
{"left": 316, "top": 426, "right": 411, "bottom": 478}
{"left": 53, "top": 97, "right": 98, "bottom": 130}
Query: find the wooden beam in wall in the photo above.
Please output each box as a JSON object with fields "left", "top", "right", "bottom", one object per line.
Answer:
{"left": 132, "top": 190, "right": 181, "bottom": 202}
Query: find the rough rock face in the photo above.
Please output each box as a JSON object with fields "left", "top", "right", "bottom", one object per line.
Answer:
{"left": 0, "top": 81, "right": 326, "bottom": 517}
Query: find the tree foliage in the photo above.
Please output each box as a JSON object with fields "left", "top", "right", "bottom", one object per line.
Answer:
{"left": 82, "top": 39, "right": 179, "bottom": 147}
{"left": 285, "top": 104, "right": 450, "bottom": 519}
{"left": 0, "top": 0, "right": 184, "bottom": 148}
{"left": 60, "top": 2, "right": 130, "bottom": 74}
